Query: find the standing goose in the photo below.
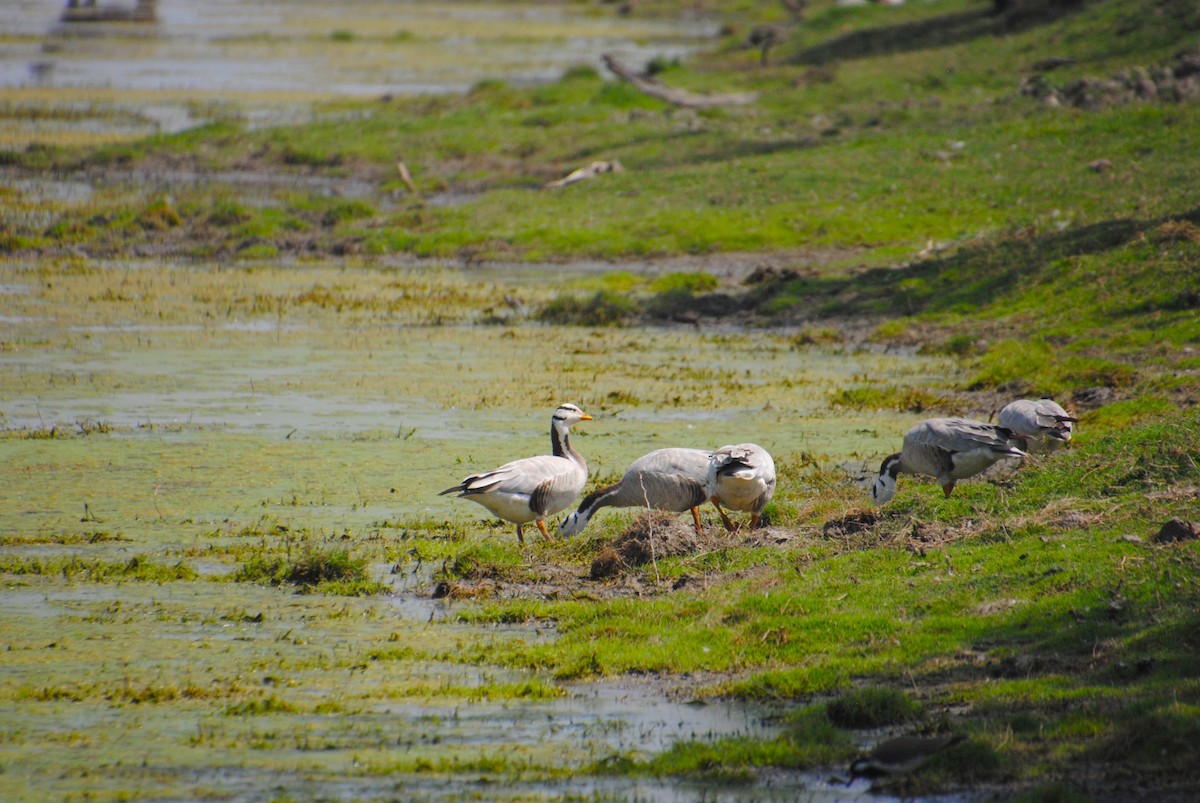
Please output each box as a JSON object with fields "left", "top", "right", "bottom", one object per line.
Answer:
{"left": 557, "top": 447, "right": 713, "bottom": 537}
{"left": 998, "top": 398, "right": 1077, "bottom": 452}
{"left": 706, "top": 443, "right": 776, "bottom": 531}
{"left": 871, "top": 417, "right": 1027, "bottom": 505}
{"left": 440, "top": 403, "right": 592, "bottom": 543}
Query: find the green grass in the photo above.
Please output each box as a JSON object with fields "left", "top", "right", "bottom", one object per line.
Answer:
{"left": 10, "top": 1, "right": 1200, "bottom": 269}
{"left": 234, "top": 549, "right": 387, "bottom": 595}
{"left": 420, "top": 407, "right": 1200, "bottom": 788}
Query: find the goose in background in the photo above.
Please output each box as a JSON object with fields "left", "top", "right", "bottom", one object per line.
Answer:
{"left": 871, "top": 417, "right": 1027, "bottom": 504}
{"left": 558, "top": 447, "right": 712, "bottom": 537}
{"left": 440, "top": 403, "right": 592, "bottom": 543}
{"left": 999, "top": 398, "right": 1077, "bottom": 452}
{"left": 707, "top": 443, "right": 776, "bottom": 531}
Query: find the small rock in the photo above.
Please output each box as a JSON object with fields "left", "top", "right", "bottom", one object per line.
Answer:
{"left": 1152, "top": 519, "right": 1198, "bottom": 544}
{"left": 1087, "top": 158, "right": 1113, "bottom": 172}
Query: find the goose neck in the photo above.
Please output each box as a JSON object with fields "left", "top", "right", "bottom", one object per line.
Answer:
{"left": 551, "top": 422, "right": 585, "bottom": 466}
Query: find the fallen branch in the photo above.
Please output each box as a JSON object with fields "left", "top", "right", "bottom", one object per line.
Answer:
{"left": 601, "top": 53, "right": 759, "bottom": 108}
{"left": 544, "top": 160, "right": 623, "bottom": 189}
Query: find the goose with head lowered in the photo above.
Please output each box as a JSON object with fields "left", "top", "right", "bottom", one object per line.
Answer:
{"left": 440, "top": 403, "right": 592, "bottom": 543}
{"left": 847, "top": 734, "right": 965, "bottom": 787}
{"left": 998, "top": 398, "right": 1077, "bottom": 453}
{"left": 706, "top": 443, "right": 776, "bottom": 531}
{"left": 871, "top": 417, "right": 1026, "bottom": 505}
{"left": 558, "top": 447, "right": 713, "bottom": 537}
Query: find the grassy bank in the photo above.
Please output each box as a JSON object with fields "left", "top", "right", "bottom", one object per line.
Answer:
{"left": 428, "top": 405, "right": 1200, "bottom": 797}
{"left": 5, "top": 1, "right": 1199, "bottom": 266}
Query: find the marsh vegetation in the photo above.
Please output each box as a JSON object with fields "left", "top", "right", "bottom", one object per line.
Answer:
{"left": 3, "top": 0, "right": 1199, "bottom": 801}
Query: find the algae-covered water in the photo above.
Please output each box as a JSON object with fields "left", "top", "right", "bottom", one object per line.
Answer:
{"left": 0, "top": 257, "right": 957, "bottom": 801}
{"left": 0, "top": 259, "right": 949, "bottom": 524}
{"left": 1, "top": 3, "right": 958, "bottom": 798}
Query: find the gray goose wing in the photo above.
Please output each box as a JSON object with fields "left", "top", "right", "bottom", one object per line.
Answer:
{"left": 441, "top": 455, "right": 571, "bottom": 498}
{"left": 913, "top": 417, "right": 1016, "bottom": 454}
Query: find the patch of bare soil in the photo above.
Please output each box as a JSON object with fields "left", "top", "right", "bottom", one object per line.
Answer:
{"left": 821, "top": 509, "right": 880, "bottom": 538}
{"left": 590, "top": 511, "right": 731, "bottom": 579}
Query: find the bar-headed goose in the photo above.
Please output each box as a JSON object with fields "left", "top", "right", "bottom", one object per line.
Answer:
{"left": 706, "top": 443, "right": 776, "bottom": 531}
{"left": 440, "top": 403, "right": 592, "bottom": 543}
{"left": 847, "top": 734, "right": 965, "bottom": 786}
{"left": 871, "top": 417, "right": 1026, "bottom": 505}
{"left": 998, "top": 398, "right": 1077, "bottom": 452}
{"left": 558, "top": 447, "right": 712, "bottom": 537}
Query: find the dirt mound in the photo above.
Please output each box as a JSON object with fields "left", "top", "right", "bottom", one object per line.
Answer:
{"left": 590, "top": 511, "right": 732, "bottom": 579}
{"left": 1153, "top": 519, "right": 1198, "bottom": 544}
{"left": 822, "top": 509, "right": 880, "bottom": 537}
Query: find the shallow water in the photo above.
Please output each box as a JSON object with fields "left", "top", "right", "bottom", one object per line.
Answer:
{"left": 2, "top": 0, "right": 717, "bottom": 146}
{"left": 0, "top": 0, "right": 957, "bottom": 786}
{"left": 0, "top": 570, "right": 887, "bottom": 803}
{"left": 0, "top": 257, "right": 963, "bottom": 801}
{"left": 0, "top": 259, "right": 951, "bottom": 523}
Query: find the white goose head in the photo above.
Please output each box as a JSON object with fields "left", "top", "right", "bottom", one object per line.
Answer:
{"left": 871, "top": 454, "right": 901, "bottom": 506}
{"left": 549, "top": 403, "right": 593, "bottom": 468}
{"left": 552, "top": 403, "right": 592, "bottom": 429}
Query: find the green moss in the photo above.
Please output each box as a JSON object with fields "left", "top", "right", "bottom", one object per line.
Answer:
{"left": 825, "top": 687, "right": 923, "bottom": 729}
{"left": 536, "top": 290, "right": 637, "bottom": 326}
{"left": 641, "top": 706, "right": 855, "bottom": 778}
{"left": 649, "top": 272, "right": 719, "bottom": 294}
{"left": 233, "top": 549, "right": 378, "bottom": 594}
{"left": 0, "top": 555, "right": 197, "bottom": 582}
{"left": 830, "top": 384, "right": 946, "bottom": 413}
{"left": 1092, "top": 705, "right": 1200, "bottom": 772}
{"left": 138, "top": 197, "right": 181, "bottom": 230}
{"left": 321, "top": 199, "right": 376, "bottom": 227}
{"left": 208, "top": 200, "right": 251, "bottom": 227}
{"left": 225, "top": 695, "right": 299, "bottom": 716}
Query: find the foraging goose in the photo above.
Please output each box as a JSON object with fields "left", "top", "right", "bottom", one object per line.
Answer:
{"left": 439, "top": 403, "right": 592, "bottom": 543}
{"left": 999, "top": 398, "right": 1077, "bottom": 452}
{"left": 706, "top": 443, "right": 776, "bottom": 531}
{"left": 848, "top": 734, "right": 965, "bottom": 786}
{"left": 558, "top": 447, "right": 713, "bottom": 537}
{"left": 871, "top": 417, "right": 1027, "bottom": 504}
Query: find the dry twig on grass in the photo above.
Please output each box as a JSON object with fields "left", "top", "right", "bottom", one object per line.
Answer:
{"left": 602, "top": 53, "right": 759, "bottom": 108}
